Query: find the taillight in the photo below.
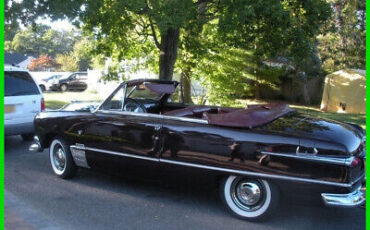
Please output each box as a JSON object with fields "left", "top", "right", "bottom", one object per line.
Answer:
{"left": 41, "top": 98, "right": 45, "bottom": 111}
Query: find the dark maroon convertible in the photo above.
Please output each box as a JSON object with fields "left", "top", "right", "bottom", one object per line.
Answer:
{"left": 30, "top": 79, "right": 366, "bottom": 221}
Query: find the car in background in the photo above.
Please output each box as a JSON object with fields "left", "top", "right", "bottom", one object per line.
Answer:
{"left": 5, "top": 65, "right": 45, "bottom": 141}
{"left": 50, "top": 72, "right": 88, "bottom": 92}
{"left": 38, "top": 74, "right": 63, "bottom": 92}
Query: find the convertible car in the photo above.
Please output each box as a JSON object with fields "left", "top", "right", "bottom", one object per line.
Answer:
{"left": 30, "top": 79, "right": 366, "bottom": 221}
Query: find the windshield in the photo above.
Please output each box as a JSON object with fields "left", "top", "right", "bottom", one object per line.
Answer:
{"left": 46, "top": 75, "right": 62, "bottom": 80}
{"left": 126, "top": 84, "right": 163, "bottom": 101}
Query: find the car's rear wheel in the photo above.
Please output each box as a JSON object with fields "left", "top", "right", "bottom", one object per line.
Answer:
{"left": 49, "top": 138, "right": 77, "bottom": 179}
{"left": 60, "top": 84, "right": 68, "bottom": 92}
{"left": 219, "top": 175, "right": 279, "bottom": 221}
{"left": 21, "top": 133, "right": 34, "bottom": 141}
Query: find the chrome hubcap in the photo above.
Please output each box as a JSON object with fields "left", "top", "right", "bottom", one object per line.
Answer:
{"left": 53, "top": 146, "right": 66, "bottom": 172}
{"left": 236, "top": 182, "right": 261, "bottom": 206}
{"left": 231, "top": 178, "right": 266, "bottom": 211}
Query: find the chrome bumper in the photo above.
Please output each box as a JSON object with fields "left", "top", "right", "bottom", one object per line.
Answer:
{"left": 28, "top": 136, "right": 43, "bottom": 152}
{"left": 321, "top": 183, "right": 365, "bottom": 208}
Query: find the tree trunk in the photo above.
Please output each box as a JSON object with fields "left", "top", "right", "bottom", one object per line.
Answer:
{"left": 334, "top": 1, "right": 347, "bottom": 59}
{"left": 181, "top": 71, "right": 193, "bottom": 104}
{"left": 302, "top": 81, "right": 311, "bottom": 104}
{"left": 159, "top": 28, "right": 180, "bottom": 80}
{"left": 300, "top": 71, "right": 311, "bottom": 104}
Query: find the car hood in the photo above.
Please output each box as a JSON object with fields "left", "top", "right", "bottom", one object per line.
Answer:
{"left": 260, "top": 112, "right": 364, "bottom": 154}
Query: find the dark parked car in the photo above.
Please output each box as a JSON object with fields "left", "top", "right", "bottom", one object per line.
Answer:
{"left": 50, "top": 72, "right": 88, "bottom": 92}
{"left": 30, "top": 79, "right": 365, "bottom": 221}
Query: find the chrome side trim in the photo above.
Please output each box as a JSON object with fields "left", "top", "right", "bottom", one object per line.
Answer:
{"left": 72, "top": 145, "right": 159, "bottom": 162}
{"left": 78, "top": 146, "right": 362, "bottom": 188}
{"left": 159, "top": 159, "right": 358, "bottom": 188}
{"left": 164, "top": 115, "right": 208, "bottom": 124}
{"left": 70, "top": 144, "right": 90, "bottom": 168}
{"left": 97, "top": 110, "right": 208, "bottom": 124}
{"left": 260, "top": 151, "right": 354, "bottom": 166}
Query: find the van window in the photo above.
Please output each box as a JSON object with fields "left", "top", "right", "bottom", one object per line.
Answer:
{"left": 5, "top": 71, "right": 40, "bottom": 96}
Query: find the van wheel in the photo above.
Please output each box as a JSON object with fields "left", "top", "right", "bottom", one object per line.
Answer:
{"left": 219, "top": 175, "right": 279, "bottom": 221}
{"left": 49, "top": 138, "right": 77, "bottom": 179}
{"left": 60, "top": 84, "right": 68, "bottom": 92}
{"left": 21, "top": 133, "right": 34, "bottom": 141}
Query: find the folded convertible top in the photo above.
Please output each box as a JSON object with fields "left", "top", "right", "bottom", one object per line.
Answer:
{"left": 203, "top": 104, "right": 295, "bottom": 128}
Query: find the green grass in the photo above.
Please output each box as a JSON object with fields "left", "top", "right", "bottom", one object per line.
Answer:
{"left": 44, "top": 91, "right": 104, "bottom": 110}
{"left": 45, "top": 100, "right": 69, "bottom": 110}
{"left": 292, "top": 105, "right": 366, "bottom": 130}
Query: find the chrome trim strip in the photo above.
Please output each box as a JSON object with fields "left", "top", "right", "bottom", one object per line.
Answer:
{"left": 77, "top": 145, "right": 363, "bottom": 188}
{"left": 71, "top": 145, "right": 159, "bottom": 162}
{"left": 260, "top": 151, "right": 354, "bottom": 166}
{"left": 159, "top": 159, "right": 356, "bottom": 188}
{"left": 70, "top": 144, "right": 90, "bottom": 168}
{"left": 97, "top": 110, "right": 208, "bottom": 124}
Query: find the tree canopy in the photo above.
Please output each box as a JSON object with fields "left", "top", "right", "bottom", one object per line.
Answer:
{"left": 6, "top": 0, "right": 331, "bottom": 82}
{"left": 317, "top": 0, "right": 366, "bottom": 72}
{"left": 5, "top": 24, "right": 76, "bottom": 56}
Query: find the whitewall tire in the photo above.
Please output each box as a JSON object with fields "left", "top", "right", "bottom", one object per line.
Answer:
{"left": 220, "top": 175, "right": 279, "bottom": 221}
{"left": 49, "top": 138, "right": 77, "bottom": 179}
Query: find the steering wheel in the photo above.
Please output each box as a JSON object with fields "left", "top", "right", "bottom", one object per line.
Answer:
{"left": 123, "top": 98, "right": 147, "bottom": 113}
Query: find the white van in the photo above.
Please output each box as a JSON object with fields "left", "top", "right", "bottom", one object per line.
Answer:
{"left": 4, "top": 66, "right": 44, "bottom": 140}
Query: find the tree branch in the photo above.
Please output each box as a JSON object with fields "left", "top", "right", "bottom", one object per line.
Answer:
{"left": 149, "top": 16, "right": 161, "bottom": 49}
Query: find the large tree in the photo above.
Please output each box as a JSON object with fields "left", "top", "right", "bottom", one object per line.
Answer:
{"left": 317, "top": 0, "right": 366, "bottom": 72}
{"left": 5, "top": 25, "right": 76, "bottom": 56}
{"left": 6, "top": 0, "right": 331, "bottom": 83}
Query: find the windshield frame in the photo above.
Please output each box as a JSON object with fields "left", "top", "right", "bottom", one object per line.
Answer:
{"left": 95, "top": 80, "right": 183, "bottom": 113}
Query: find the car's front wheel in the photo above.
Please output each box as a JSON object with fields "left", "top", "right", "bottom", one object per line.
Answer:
{"left": 219, "top": 175, "right": 279, "bottom": 221}
{"left": 60, "top": 84, "right": 68, "bottom": 92}
{"left": 49, "top": 138, "right": 77, "bottom": 179}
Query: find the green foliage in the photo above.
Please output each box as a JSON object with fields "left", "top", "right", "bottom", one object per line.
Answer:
{"left": 317, "top": 0, "right": 366, "bottom": 73}
{"left": 218, "top": 0, "right": 331, "bottom": 65}
{"left": 56, "top": 53, "right": 79, "bottom": 72}
{"left": 6, "top": 0, "right": 334, "bottom": 105}
{"left": 5, "top": 25, "right": 76, "bottom": 56}
{"left": 5, "top": 24, "right": 100, "bottom": 71}
{"left": 72, "top": 37, "right": 95, "bottom": 71}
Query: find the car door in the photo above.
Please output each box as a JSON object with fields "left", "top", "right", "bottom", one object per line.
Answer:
{"left": 75, "top": 73, "right": 87, "bottom": 90}
{"left": 77, "top": 85, "right": 163, "bottom": 170}
{"left": 67, "top": 74, "right": 78, "bottom": 90}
